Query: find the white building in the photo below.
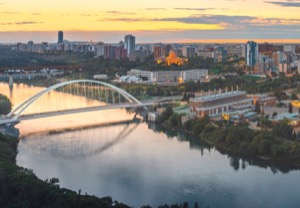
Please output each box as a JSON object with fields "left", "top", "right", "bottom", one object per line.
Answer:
{"left": 283, "top": 45, "right": 296, "bottom": 53}
{"left": 119, "top": 75, "right": 141, "bottom": 83}
{"left": 127, "top": 69, "right": 208, "bottom": 83}
{"left": 148, "top": 112, "right": 159, "bottom": 122}
{"left": 181, "top": 69, "right": 208, "bottom": 82}
{"left": 93, "top": 74, "right": 108, "bottom": 80}
{"left": 94, "top": 44, "right": 105, "bottom": 57}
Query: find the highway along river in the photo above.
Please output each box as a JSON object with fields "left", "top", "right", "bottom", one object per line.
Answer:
{"left": 1, "top": 81, "right": 300, "bottom": 207}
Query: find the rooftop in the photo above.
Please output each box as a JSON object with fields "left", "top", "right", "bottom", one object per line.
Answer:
{"left": 271, "top": 113, "right": 299, "bottom": 121}
{"left": 190, "top": 90, "right": 247, "bottom": 103}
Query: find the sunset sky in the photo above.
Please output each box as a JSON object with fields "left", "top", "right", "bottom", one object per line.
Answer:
{"left": 0, "top": 0, "right": 299, "bottom": 43}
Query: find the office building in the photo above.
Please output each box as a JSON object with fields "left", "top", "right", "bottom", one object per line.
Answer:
{"left": 124, "top": 34, "right": 135, "bottom": 56}
{"left": 58, "top": 31, "right": 64, "bottom": 44}
{"left": 246, "top": 41, "right": 258, "bottom": 66}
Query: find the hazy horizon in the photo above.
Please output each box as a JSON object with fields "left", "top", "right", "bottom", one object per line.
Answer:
{"left": 0, "top": 0, "right": 299, "bottom": 43}
{"left": 0, "top": 31, "right": 299, "bottom": 44}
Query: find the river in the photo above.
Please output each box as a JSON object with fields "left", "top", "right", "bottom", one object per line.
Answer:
{"left": 1, "top": 81, "right": 300, "bottom": 207}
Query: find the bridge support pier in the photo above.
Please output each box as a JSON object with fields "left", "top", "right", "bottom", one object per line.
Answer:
{"left": 9, "top": 75, "right": 13, "bottom": 87}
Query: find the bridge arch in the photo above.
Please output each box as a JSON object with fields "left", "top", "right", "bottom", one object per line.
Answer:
{"left": 7, "top": 79, "right": 142, "bottom": 120}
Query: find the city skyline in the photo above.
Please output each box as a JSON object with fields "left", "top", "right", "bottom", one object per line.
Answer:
{"left": 0, "top": 0, "right": 300, "bottom": 43}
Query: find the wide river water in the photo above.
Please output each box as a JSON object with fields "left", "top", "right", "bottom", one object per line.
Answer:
{"left": 1, "top": 81, "right": 300, "bottom": 207}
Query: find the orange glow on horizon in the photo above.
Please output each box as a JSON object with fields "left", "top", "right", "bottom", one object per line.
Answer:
{"left": 0, "top": 0, "right": 299, "bottom": 42}
{"left": 170, "top": 39, "right": 300, "bottom": 44}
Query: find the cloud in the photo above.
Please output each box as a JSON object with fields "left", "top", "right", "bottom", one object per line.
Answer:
{"left": 173, "top": 8, "right": 213, "bottom": 11}
{"left": 98, "top": 14, "right": 300, "bottom": 32}
{"left": 1, "top": 21, "right": 43, "bottom": 25}
{"left": 80, "top": 14, "right": 92, "bottom": 17}
{"left": 105, "top": 11, "right": 135, "bottom": 15}
{"left": 153, "top": 15, "right": 300, "bottom": 26}
{"left": 99, "top": 17, "right": 148, "bottom": 22}
{"left": 0, "top": 12, "right": 20, "bottom": 14}
{"left": 266, "top": 0, "right": 300, "bottom": 7}
{"left": 144, "top": 8, "right": 167, "bottom": 10}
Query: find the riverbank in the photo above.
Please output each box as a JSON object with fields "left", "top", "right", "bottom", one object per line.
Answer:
{"left": 157, "top": 109, "right": 300, "bottom": 167}
{"left": 0, "top": 132, "right": 130, "bottom": 208}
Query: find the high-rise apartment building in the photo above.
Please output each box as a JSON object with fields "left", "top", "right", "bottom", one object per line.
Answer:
{"left": 58, "top": 31, "right": 64, "bottom": 44}
{"left": 258, "top": 42, "right": 274, "bottom": 53}
{"left": 214, "top": 47, "right": 228, "bottom": 63}
{"left": 246, "top": 41, "right": 258, "bottom": 66}
{"left": 182, "top": 46, "right": 196, "bottom": 58}
{"left": 154, "top": 45, "right": 165, "bottom": 60}
{"left": 124, "top": 34, "right": 135, "bottom": 56}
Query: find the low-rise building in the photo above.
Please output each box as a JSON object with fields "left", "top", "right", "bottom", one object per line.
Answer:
{"left": 126, "top": 69, "right": 208, "bottom": 83}
{"left": 222, "top": 109, "right": 257, "bottom": 124}
{"left": 189, "top": 89, "right": 254, "bottom": 118}
{"left": 93, "top": 74, "right": 108, "bottom": 80}
{"left": 247, "top": 94, "right": 277, "bottom": 106}
{"left": 181, "top": 114, "right": 196, "bottom": 125}
{"left": 270, "top": 113, "right": 300, "bottom": 126}
{"left": 119, "top": 76, "right": 142, "bottom": 83}
{"left": 148, "top": 112, "right": 159, "bottom": 122}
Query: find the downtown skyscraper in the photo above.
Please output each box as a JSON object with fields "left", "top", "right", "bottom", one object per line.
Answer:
{"left": 58, "top": 31, "right": 64, "bottom": 44}
{"left": 124, "top": 34, "right": 135, "bottom": 56}
{"left": 246, "top": 41, "right": 258, "bottom": 66}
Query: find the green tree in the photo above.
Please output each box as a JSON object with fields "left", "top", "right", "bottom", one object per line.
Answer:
{"left": 0, "top": 94, "right": 12, "bottom": 114}
{"left": 290, "top": 93, "right": 298, "bottom": 100}
{"left": 260, "top": 117, "right": 272, "bottom": 130}
{"left": 273, "top": 119, "right": 293, "bottom": 140}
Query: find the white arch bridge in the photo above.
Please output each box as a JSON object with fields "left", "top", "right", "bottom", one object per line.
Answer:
{"left": 0, "top": 79, "right": 178, "bottom": 126}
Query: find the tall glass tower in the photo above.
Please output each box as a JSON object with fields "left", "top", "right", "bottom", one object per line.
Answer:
{"left": 58, "top": 31, "right": 64, "bottom": 44}
{"left": 124, "top": 34, "right": 135, "bottom": 56}
{"left": 246, "top": 41, "right": 258, "bottom": 66}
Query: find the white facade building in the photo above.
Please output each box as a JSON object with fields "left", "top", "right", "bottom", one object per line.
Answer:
{"left": 127, "top": 69, "right": 208, "bottom": 83}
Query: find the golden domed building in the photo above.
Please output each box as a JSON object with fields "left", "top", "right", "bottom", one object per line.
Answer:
{"left": 156, "top": 50, "right": 187, "bottom": 66}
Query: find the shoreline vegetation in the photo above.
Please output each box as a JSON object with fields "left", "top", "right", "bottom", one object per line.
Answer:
{"left": 0, "top": 133, "right": 130, "bottom": 208}
{"left": 156, "top": 106, "right": 300, "bottom": 168}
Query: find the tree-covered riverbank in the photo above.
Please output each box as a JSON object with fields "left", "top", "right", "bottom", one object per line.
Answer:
{"left": 0, "top": 133, "right": 131, "bottom": 208}
{"left": 157, "top": 107, "right": 300, "bottom": 166}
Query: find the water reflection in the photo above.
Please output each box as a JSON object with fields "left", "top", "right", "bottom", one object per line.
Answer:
{"left": 149, "top": 123, "right": 300, "bottom": 174}
{"left": 20, "top": 120, "right": 140, "bottom": 159}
